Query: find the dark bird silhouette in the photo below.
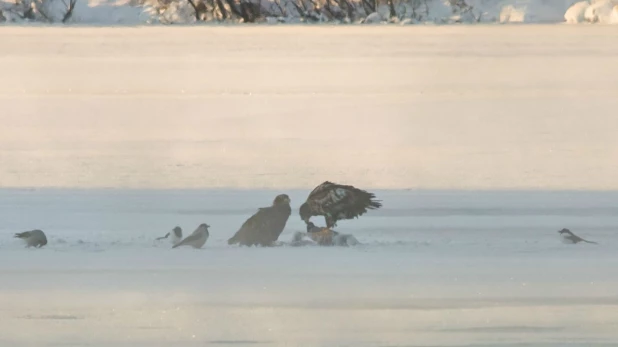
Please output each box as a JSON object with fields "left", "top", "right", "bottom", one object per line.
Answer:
{"left": 558, "top": 228, "right": 597, "bottom": 244}
{"left": 228, "top": 194, "right": 292, "bottom": 247}
{"left": 14, "top": 229, "right": 48, "bottom": 248}
{"left": 173, "top": 224, "right": 210, "bottom": 249}
{"left": 299, "top": 181, "right": 382, "bottom": 228}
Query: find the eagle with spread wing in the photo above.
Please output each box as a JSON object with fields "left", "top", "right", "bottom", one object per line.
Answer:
{"left": 299, "top": 181, "right": 382, "bottom": 228}
{"left": 228, "top": 194, "right": 292, "bottom": 247}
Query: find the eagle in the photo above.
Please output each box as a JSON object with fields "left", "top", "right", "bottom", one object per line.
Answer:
{"left": 228, "top": 194, "right": 292, "bottom": 247}
{"left": 299, "top": 181, "right": 382, "bottom": 228}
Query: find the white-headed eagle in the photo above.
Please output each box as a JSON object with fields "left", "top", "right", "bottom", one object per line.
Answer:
{"left": 228, "top": 194, "right": 292, "bottom": 247}
{"left": 299, "top": 181, "right": 382, "bottom": 229}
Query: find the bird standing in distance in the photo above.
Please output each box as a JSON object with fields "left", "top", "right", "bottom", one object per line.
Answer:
{"left": 299, "top": 181, "right": 382, "bottom": 228}
{"left": 173, "top": 223, "right": 210, "bottom": 249}
{"left": 14, "top": 229, "right": 48, "bottom": 248}
{"left": 228, "top": 194, "right": 292, "bottom": 247}
{"left": 156, "top": 226, "right": 183, "bottom": 246}
{"left": 558, "top": 228, "right": 598, "bottom": 244}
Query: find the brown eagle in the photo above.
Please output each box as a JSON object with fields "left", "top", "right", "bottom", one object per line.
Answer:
{"left": 228, "top": 194, "right": 292, "bottom": 247}
{"left": 299, "top": 181, "right": 382, "bottom": 228}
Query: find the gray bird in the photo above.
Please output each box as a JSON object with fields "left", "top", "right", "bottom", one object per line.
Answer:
{"left": 156, "top": 226, "right": 183, "bottom": 246}
{"left": 558, "top": 228, "right": 597, "bottom": 244}
{"left": 173, "top": 224, "right": 210, "bottom": 249}
{"left": 14, "top": 229, "right": 48, "bottom": 248}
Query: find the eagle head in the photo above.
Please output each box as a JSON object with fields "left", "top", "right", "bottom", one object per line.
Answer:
{"left": 299, "top": 202, "right": 311, "bottom": 223}
{"left": 273, "top": 194, "right": 291, "bottom": 206}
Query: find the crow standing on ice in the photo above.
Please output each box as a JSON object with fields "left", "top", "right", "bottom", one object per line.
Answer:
{"left": 558, "top": 228, "right": 598, "bottom": 245}
{"left": 14, "top": 229, "right": 48, "bottom": 248}
{"left": 173, "top": 224, "right": 210, "bottom": 249}
{"left": 228, "top": 194, "right": 292, "bottom": 247}
{"left": 299, "top": 181, "right": 382, "bottom": 228}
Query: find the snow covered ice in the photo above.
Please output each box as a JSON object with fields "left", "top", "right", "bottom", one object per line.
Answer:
{"left": 1, "top": 189, "right": 618, "bottom": 346}
{"left": 1, "top": 26, "right": 618, "bottom": 346}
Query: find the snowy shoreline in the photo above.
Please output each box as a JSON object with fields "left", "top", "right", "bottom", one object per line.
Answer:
{"left": 1, "top": 0, "right": 618, "bottom": 25}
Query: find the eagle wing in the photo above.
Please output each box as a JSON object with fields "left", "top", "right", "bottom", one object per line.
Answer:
{"left": 307, "top": 181, "right": 337, "bottom": 198}
{"left": 306, "top": 181, "right": 382, "bottom": 223}
{"left": 228, "top": 206, "right": 290, "bottom": 246}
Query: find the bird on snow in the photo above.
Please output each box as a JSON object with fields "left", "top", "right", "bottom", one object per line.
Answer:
{"left": 14, "top": 229, "right": 48, "bottom": 248}
{"left": 299, "top": 181, "right": 382, "bottom": 229}
{"left": 228, "top": 194, "right": 292, "bottom": 247}
{"left": 558, "top": 228, "right": 597, "bottom": 245}
{"left": 172, "top": 223, "right": 210, "bottom": 249}
{"left": 156, "top": 226, "right": 183, "bottom": 246}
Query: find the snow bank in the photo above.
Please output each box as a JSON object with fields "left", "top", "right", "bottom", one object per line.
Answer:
{"left": 495, "top": 0, "right": 574, "bottom": 23}
{"left": 565, "top": 0, "right": 618, "bottom": 24}
{"left": 359, "top": 0, "right": 575, "bottom": 25}
{"left": 565, "top": 1, "right": 591, "bottom": 23}
{"left": 584, "top": 0, "right": 618, "bottom": 23}
{"left": 0, "top": 0, "right": 617, "bottom": 25}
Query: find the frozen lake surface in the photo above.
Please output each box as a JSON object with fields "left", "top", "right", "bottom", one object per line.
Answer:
{"left": 1, "top": 25, "right": 618, "bottom": 190}
{"left": 1, "top": 25, "right": 618, "bottom": 346}
{"left": 1, "top": 189, "right": 617, "bottom": 347}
